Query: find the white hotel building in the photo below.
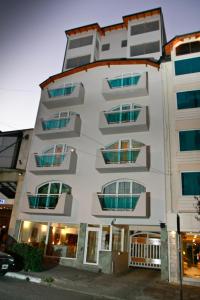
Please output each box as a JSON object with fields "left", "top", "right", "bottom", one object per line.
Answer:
{"left": 16, "top": 8, "right": 168, "bottom": 276}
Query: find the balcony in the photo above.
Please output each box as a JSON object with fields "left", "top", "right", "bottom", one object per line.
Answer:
{"left": 102, "top": 72, "right": 148, "bottom": 100}
{"left": 92, "top": 192, "right": 150, "bottom": 218}
{"left": 43, "top": 82, "right": 84, "bottom": 108}
{"left": 29, "top": 150, "right": 77, "bottom": 175}
{"left": 22, "top": 193, "right": 72, "bottom": 215}
{"left": 99, "top": 106, "right": 149, "bottom": 134}
{"left": 35, "top": 114, "right": 81, "bottom": 139}
{"left": 96, "top": 146, "right": 150, "bottom": 172}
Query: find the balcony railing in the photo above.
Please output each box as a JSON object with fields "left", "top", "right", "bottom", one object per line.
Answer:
{"left": 28, "top": 194, "right": 59, "bottom": 209}
{"left": 43, "top": 82, "right": 84, "bottom": 108}
{"left": 107, "top": 74, "right": 140, "bottom": 89}
{"left": 42, "top": 118, "right": 70, "bottom": 130}
{"left": 98, "top": 194, "right": 140, "bottom": 210}
{"left": 102, "top": 148, "right": 140, "bottom": 164}
{"left": 35, "top": 154, "right": 66, "bottom": 167}
{"left": 105, "top": 109, "right": 140, "bottom": 124}
{"left": 48, "top": 85, "right": 75, "bottom": 98}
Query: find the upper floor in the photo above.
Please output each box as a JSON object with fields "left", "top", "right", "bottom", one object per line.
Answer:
{"left": 62, "top": 8, "right": 166, "bottom": 71}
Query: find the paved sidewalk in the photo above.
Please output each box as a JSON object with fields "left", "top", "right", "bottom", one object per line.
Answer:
{"left": 6, "top": 265, "right": 200, "bottom": 300}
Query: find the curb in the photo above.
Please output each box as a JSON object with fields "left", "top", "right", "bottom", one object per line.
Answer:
{"left": 5, "top": 272, "right": 42, "bottom": 283}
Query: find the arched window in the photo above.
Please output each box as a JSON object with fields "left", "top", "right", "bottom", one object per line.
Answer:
{"left": 102, "top": 139, "right": 144, "bottom": 164}
{"left": 105, "top": 104, "right": 141, "bottom": 124}
{"left": 176, "top": 41, "right": 200, "bottom": 56}
{"left": 98, "top": 179, "right": 145, "bottom": 210}
{"left": 28, "top": 181, "right": 71, "bottom": 209}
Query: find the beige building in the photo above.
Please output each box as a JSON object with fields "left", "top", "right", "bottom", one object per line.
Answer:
{"left": 162, "top": 32, "right": 200, "bottom": 284}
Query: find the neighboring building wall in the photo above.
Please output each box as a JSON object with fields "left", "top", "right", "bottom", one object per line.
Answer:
{"left": 162, "top": 34, "right": 200, "bottom": 283}
{"left": 0, "top": 129, "right": 33, "bottom": 236}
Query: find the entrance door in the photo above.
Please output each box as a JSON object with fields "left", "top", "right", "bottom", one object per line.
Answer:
{"left": 84, "top": 227, "right": 100, "bottom": 264}
{"left": 129, "top": 232, "right": 161, "bottom": 269}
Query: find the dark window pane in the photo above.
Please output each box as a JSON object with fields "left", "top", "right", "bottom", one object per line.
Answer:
{"left": 121, "top": 40, "right": 127, "bottom": 47}
{"left": 176, "top": 41, "right": 200, "bottom": 56}
{"left": 68, "top": 36, "right": 93, "bottom": 49}
{"left": 66, "top": 55, "right": 91, "bottom": 69}
{"left": 102, "top": 44, "right": 110, "bottom": 51}
{"left": 181, "top": 172, "right": 200, "bottom": 195}
{"left": 175, "top": 57, "right": 200, "bottom": 75}
{"left": 131, "top": 21, "right": 159, "bottom": 36}
{"left": 130, "top": 41, "right": 160, "bottom": 56}
{"left": 179, "top": 130, "right": 200, "bottom": 151}
{"left": 177, "top": 90, "right": 200, "bottom": 109}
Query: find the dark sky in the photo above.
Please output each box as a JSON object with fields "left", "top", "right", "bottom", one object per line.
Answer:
{"left": 0, "top": 0, "right": 199, "bottom": 131}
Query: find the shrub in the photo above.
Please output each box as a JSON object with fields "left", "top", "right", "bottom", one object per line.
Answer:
{"left": 9, "top": 243, "right": 43, "bottom": 272}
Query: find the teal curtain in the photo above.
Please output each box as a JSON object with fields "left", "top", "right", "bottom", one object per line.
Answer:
{"left": 103, "top": 150, "right": 140, "bottom": 164}
{"left": 28, "top": 195, "right": 58, "bottom": 209}
{"left": 106, "top": 110, "right": 140, "bottom": 124}
{"left": 35, "top": 154, "right": 65, "bottom": 167}
{"left": 48, "top": 86, "right": 75, "bottom": 98}
{"left": 175, "top": 57, "right": 200, "bottom": 76}
{"left": 42, "top": 118, "right": 70, "bottom": 130}
{"left": 177, "top": 90, "right": 200, "bottom": 109}
{"left": 179, "top": 130, "right": 200, "bottom": 151}
{"left": 99, "top": 195, "right": 139, "bottom": 210}
{"left": 181, "top": 172, "right": 200, "bottom": 195}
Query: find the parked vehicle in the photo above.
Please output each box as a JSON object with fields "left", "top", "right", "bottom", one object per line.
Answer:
{"left": 0, "top": 251, "right": 15, "bottom": 276}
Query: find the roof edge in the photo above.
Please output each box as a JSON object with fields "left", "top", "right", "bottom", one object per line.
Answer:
{"left": 40, "top": 59, "right": 160, "bottom": 89}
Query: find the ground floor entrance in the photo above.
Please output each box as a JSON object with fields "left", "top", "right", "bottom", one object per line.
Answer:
{"left": 129, "top": 232, "right": 161, "bottom": 269}
{"left": 0, "top": 204, "right": 12, "bottom": 228}
{"left": 182, "top": 233, "right": 200, "bottom": 279}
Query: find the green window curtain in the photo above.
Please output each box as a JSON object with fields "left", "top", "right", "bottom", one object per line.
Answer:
{"left": 181, "top": 172, "right": 200, "bottom": 195}
{"left": 177, "top": 90, "right": 200, "bottom": 109}
{"left": 175, "top": 57, "right": 200, "bottom": 75}
{"left": 179, "top": 130, "right": 200, "bottom": 151}
{"left": 48, "top": 86, "right": 75, "bottom": 98}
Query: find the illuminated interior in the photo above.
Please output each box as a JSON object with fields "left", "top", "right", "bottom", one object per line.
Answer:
{"left": 182, "top": 233, "right": 200, "bottom": 278}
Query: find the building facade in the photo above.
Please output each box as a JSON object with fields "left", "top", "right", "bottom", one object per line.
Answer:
{"left": 162, "top": 32, "right": 200, "bottom": 284}
{"left": 0, "top": 129, "right": 32, "bottom": 236}
{"left": 16, "top": 8, "right": 168, "bottom": 275}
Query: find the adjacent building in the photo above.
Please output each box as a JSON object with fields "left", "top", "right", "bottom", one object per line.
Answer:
{"left": 162, "top": 32, "right": 200, "bottom": 284}
{"left": 16, "top": 8, "right": 168, "bottom": 276}
{"left": 0, "top": 129, "right": 32, "bottom": 236}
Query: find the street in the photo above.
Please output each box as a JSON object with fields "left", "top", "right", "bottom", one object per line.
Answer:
{"left": 0, "top": 277, "right": 109, "bottom": 300}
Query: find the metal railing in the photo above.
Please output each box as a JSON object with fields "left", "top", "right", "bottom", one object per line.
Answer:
{"left": 97, "top": 193, "right": 140, "bottom": 210}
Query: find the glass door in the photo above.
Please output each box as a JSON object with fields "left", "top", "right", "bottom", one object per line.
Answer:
{"left": 84, "top": 227, "right": 100, "bottom": 264}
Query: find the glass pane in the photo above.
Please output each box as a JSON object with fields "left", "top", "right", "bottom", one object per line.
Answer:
{"left": 19, "top": 221, "right": 47, "bottom": 250}
{"left": 61, "top": 184, "right": 71, "bottom": 194}
{"left": 86, "top": 231, "right": 98, "bottom": 263}
{"left": 38, "top": 183, "right": 49, "bottom": 194}
{"left": 50, "top": 183, "right": 60, "bottom": 194}
{"left": 103, "top": 182, "right": 116, "bottom": 194}
{"left": 132, "top": 182, "right": 146, "bottom": 193}
{"left": 46, "top": 224, "right": 79, "bottom": 258}
{"left": 179, "top": 130, "right": 200, "bottom": 151}
{"left": 118, "top": 182, "right": 130, "bottom": 194}
{"left": 175, "top": 57, "right": 200, "bottom": 76}
{"left": 181, "top": 172, "right": 200, "bottom": 195}
{"left": 112, "top": 227, "right": 122, "bottom": 251}
{"left": 177, "top": 90, "right": 200, "bottom": 109}
{"left": 101, "top": 226, "right": 110, "bottom": 250}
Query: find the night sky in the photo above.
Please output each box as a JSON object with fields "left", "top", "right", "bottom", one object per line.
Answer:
{"left": 0, "top": 0, "right": 199, "bottom": 131}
